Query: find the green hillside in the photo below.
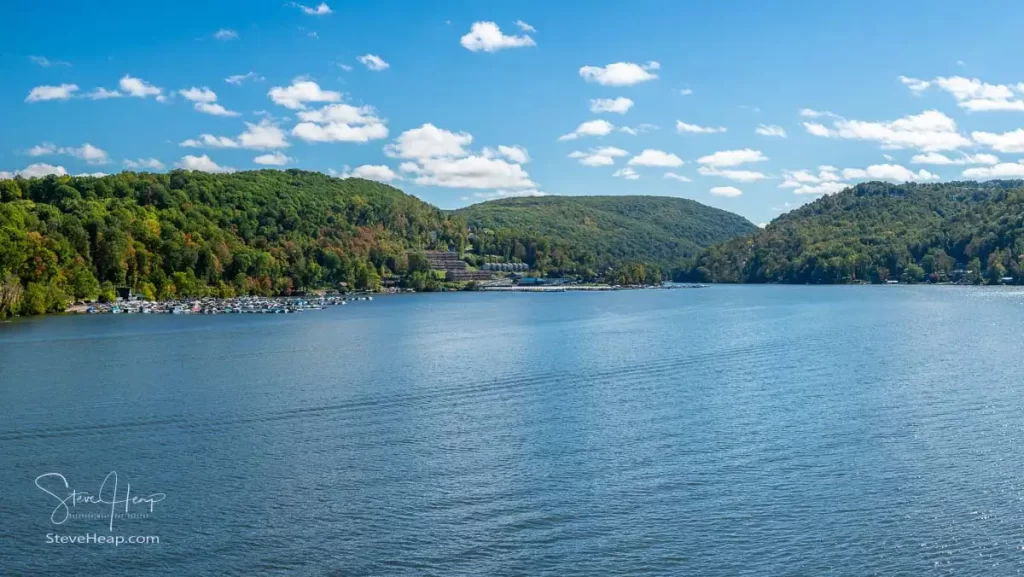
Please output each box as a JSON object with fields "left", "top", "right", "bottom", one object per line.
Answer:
{"left": 454, "top": 195, "right": 758, "bottom": 278}
{"left": 685, "top": 180, "right": 1024, "bottom": 284}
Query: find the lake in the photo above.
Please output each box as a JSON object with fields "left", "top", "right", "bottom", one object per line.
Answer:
{"left": 3, "top": 286, "right": 1024, "bottom": 576}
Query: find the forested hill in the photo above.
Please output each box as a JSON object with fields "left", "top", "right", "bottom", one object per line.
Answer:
{"left": 685, "top": 180, "right": 1024, "bottom": 284}
{"left": 0, "top": 170, "right": 465, "bottom": 313}
{"left": 454, "top": 195, "right": 758, "bottom": 274}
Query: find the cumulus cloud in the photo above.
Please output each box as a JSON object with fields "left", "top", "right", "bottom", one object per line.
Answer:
{"left": 225, "top": 72, "right": 264, "bottom": 85}
{"left": 385, "top": 123, "right": 472, "bottom": 159}
{"left": 802, "top": 109, "right": 970, "bottom": 151}
{"left": 972, "top": 129, "right": 1024, "bottom": 153}
{"left": 252, "top": 152, "right": 292, "bottom": 166}
{"left": 358, "top": 54, "right": 390, "bottom": 71}
{"left": 755, "top": 124, "right": 787, "bottom": 137}
{"left": 175, "top": 154, "right": 235, "bottom": 173}
{"left": 679, "top": 88, "right": 693, "bottom": 96}
{"left": 663, "top": 172, "right": 692, "bottom": 182}
{"left": 181, "top": 119, "right": 289, "bottom": 150}
{"left": 460, "top": 22, "right": 535, "bottom": 52}
{"left": 676, "top": 120, "right": 726, "bottom": 134}
{"left": 292, "top": 103, "right": 388, "bottom": 143}
{"left": 268, "top": 79, "right": 341, "bottom": 110}
{"left": 292, "top": 2, "right": 332, "bottom": 15}
{"left": 627, "top": 149, "right": 683, "bottom": 167}
{"left": 612, "top": 167, "right": 640, "bottom": 180}
{"left": 123, "top": 158, "right": 165, "bottom": 170}
{"left": 214, "top": 29, "right": 238, "bottom": 40}
{"left": 569, "top": 147, "right": 628, "bottom": 167}
{"left": 579, "top": 61, "right": 659, "bottom": 86}
{"left": 341, "top": 164, "right": 399, "bottom": 182}
{"left": 929, "top": 76, "right": 1024, "bottom": 111}
{"left": 710, "top": 186, "right": 742, "bottom": 197}
{"left": 388, "top": 124, "right": 535, "bottom": 190}
{"left": 559, "top": 119, "right": 614, "bottom": 141}
{"left": 898, "top": 76, "right": 931, "bottom": 93}
{"left": 799, "top": 108, "right": 834, "bottom": 118}
{"left": 1, "top": 163, "right": 68, "bottom": 179}
{"left": 462, "top": 189, "right": 547, "bottom": 202}
{"left": 962, "top": 161, "right": 1024, "bottom": 179}
{"left": 179, "top": 86, "right": 240, "bottom": 116}
{"left": 119, "top": 75, "right": 163, "bottom": 99}
{"left": 590, "top": 97, "right": 634, "bottom": 114}
{"left": 27, "top": 143, "right": 109, "bottom": 164}
{"left": 697, "top": 148, "right": 768, "bottom": 167}
{"left": 910, "top": 152, "right": 999, "bottom": 165}
{"left": 697, "top": 166, "right": 768, "bottom": 182}
{"left": 25, "top": 84, "right": 79, "bottom": 102}
{"left": 840, "top": 164, "right": 939, "bottom": 182}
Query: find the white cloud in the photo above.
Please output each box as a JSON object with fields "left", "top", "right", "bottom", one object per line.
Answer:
{"left": 28, "top": 143, "right": 56, "bottom": 156}
{"left": 387, "top": 124, "right": 534, "bottom": 189}
{"left": 799, "top": 108, "right": 833, "bottom": 118}
{"left": 25, "top": 84, "right": 78, "bottom": 102}
{"left": 358, "top": 54, "right": 390, "bottom": 71}
{"left": 755, "top": 124, "right": 787, "bottom": 137}
{"left": 579, "top": 61, "right": 659, "bottom": 86}
{"left": 898, "top": 76, "right": 931, "bottom": 93}
{"left": 292, "top": 2, "right": 332, "bottom": 15}
{"left": 225, "top": 72, "right": 263, "bottom": 85}
{"left": 612, "top": 167, "right": 640, "bottom": 180}
{"left": 494, "top": 145, "right": 529, "bottom": 164}
{"left": 663, "top": 172, "right": 692, "bottom": 182}
{"left": 214, "top": 29, "right": 238, "bottom": 40}
{"left": 119, "top": 75, "right": 163, "bottom": 99}
{"left": 791, "top": 182, "right": 848, "bottom": 195}
{"left": 385, "top": 123, "right": 472, "bottom": 159}
{"left": 569, "top": 146, "right": 628, "bottom": 167}
{"left": 932, "top": 76, "right": 1024, "bottom": 111}
{"left": 175, "top": 155, "right": 235, "bottom": 173}
{"left": 460, "top": 22, "right": 535, "bottom": 52}
{"left": 3, "top": 163, "right": 68, "bottom": 178}
{"left": 338, "top": 63, "right": 354, "bottom": 72}
{"left": 63, "top": 144, "right": 110, "bottom": 165}
{"left": 463, "top": 189, "right": 547, "bottom": 202}
{"left": 697, "top": 148, "right": 767, "bottom": 167}
{"left": 840, "top": 164, "right": 939, "bottom": 182}
{"left": 972, "top": 129, "right": 1024, "bottom": 153}
{"left": 710, "top": 186, "right": 742, "bottom": 197}
{"left": 86, "top": 88, "right": 122, "bottom": 99}
{"left": 181, "top": 119, "right": 289, "bottom": 150}
{"left": 343, "top": 164, "right": 398, "bottom": 182}
{"left": 514, "top": 20, "right": 536, "bottom": 33}
{"left": 28, "top": 56, "right": 70, "bottom": 67}
{"left": 268, "top": 79, "right": 341, "bottom": 110}
{"left": 559, "top": 119, "right": 614, "bottom": 141}
{"left": 679, "top": 88, "right": 693, "bottom": 96}
{"left": 27, "top": 143, "right": 109, "bottom": 164}
{"left": 910, "top": 152, "right": 999, "bottom": 165}
{"left": 962, "top": 161, "right": 1024, "bottom": 179}
{"left": 627, "top": 149, "right": 684, "bottom": 167}
{"left": 195, "top": 102, "right": 239, "bottom": 116}
{"left": 619, "top": 124, "right": 657, "bottom": 136}
{"left": 590, "top": 97, "right": 633, "bottom": 114}
{"left": 123, "top": 158, "right": 164, "bottom": 170}
{"left": 676, "top": 120, "right": 726, "bottom": 134}
{"left": 407, "top": 155, "right": 535, "bottom": 189}
{"left": 802, "top": 110, "right": 971, "bottom": 151}
{"left": 292, "top": 103, "right": 388, "bottom": 143}
{"left": 697, "top": 166, "right": 767, "bottom": 182}
{"left": 179, "top": 87, "right": 217, "bottom": 103}
{"left": 75, "top": 172, "right": 108, "bottom": 178}
{"left": 252, "top": 152, "right": 293, "bottom": 166}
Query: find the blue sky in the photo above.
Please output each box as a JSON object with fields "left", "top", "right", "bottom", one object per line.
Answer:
{"left": 6, "top": 0, "right": 1024, "bottom": 224}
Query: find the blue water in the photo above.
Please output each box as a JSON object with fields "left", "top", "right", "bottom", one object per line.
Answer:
{"left": 3, "top": 286, "right": 1024, "bottom": 576}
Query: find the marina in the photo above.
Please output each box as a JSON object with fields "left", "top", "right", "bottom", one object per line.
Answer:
{"left": 66, "top": 295, "right": 374, "bottom": 315}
